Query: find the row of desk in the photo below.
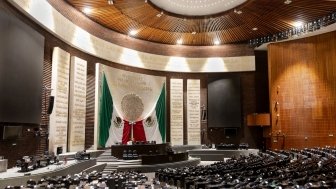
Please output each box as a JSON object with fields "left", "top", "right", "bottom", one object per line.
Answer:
{"left": 111, "top": 143, "right": 188, "bottom": 165}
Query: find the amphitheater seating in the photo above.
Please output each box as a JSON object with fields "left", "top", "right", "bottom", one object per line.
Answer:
{"left": 155, "top": 147, "right": 336, "bottom": 188}
{"left": 6, "top": 147, "right": 336, "bottom": 189}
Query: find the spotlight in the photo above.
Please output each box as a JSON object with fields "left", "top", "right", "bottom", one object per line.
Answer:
{"left": 129, "top": 30, "right": 137, "bottom": 36}
{"left": 284, "top": 0, "right": 292, "bottom": 5}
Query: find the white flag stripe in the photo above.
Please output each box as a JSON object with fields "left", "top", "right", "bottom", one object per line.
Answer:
{"left": 106, "top": 108, "right": 124, "bottom": 147}
{"left": 142, "top": 110, "right": 163, "bottom": 144}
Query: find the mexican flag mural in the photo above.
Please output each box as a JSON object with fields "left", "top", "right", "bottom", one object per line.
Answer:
{"left": 98, "top": 66, "right": 166, "bottom": 148}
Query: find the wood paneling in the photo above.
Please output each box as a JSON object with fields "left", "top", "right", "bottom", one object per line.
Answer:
{"left": 49, "top": 0, "right": 254, "bottom": 57}
{"left": 63, "top": 0, "right": 336, "bottom": 46}
{"left": 247, "top": 113, "right": 270, "bottom": 126}
{"left": 268, "top": 31, "right": 336, "bottom": 150}
{"left": 85, "top": 73, "right": 95, "bottom": 149}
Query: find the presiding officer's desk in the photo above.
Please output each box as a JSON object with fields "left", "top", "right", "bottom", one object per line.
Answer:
{"left": 111, "top": 143, "right": 168, "bottom": 159}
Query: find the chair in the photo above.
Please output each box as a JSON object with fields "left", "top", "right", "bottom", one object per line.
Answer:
{"left": 127, "top": 150, "right": 133, "bottom": 160}
{"left": 122, "top": 150, "right": 128, "bottom": 160}
{"left": 132, "top": 150, "right": 138, "bottom": 159}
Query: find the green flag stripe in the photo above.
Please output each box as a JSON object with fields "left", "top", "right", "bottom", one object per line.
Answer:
{"left": 156, "top": 84, "right": 166, "bottom": 142}
{"left": 98, "top": 74, "right": 113, "bottom": 148}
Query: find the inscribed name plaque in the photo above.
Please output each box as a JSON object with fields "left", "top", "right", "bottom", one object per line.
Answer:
{"left": 49, "top": 47, "right": 70, "bottom": 154}
{"left": 187, "top": 79, "right": 201, "bottom": 145}
{"left": 170, "top": 79, "right": 184, "bottom": 145}
{"left": 68, "top": 56, "right": 87, "bottom": 152}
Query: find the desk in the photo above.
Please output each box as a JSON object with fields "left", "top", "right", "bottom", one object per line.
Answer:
{"left": 141, "top": 152, "right": 188, "bottom": 165}
{"left": 111, "top": 143, "right": 168, "bottom": 159}
{"left": 0, "top": 159, "right": 8, "bottom": 172}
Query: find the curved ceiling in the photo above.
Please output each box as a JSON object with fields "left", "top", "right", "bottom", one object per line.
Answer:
{"left": 65, "top": 0, "right": 336, "bottom": 46}
{"left": 149, "top": 0, "right": 247, "bottom": 16}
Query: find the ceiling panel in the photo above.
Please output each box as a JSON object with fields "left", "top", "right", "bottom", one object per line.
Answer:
{"left": 65, "top": 0, "right": 336, "bottom": 46}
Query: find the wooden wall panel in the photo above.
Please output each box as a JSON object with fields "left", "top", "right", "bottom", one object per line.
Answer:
{"left": 268, "top": 31, "right": 336, "bottom": 150}
{"left": 85, "top": 73, "right": 95, "bottom": 149}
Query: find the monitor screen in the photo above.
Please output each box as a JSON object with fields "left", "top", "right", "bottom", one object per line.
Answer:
{"left": 208, "top": 76, "right": 241, "bottom": 127}
{"left": 3, "top": 126, "right": 22, "bottom": 140}
{"left": 224, "top": 128, "right": 237, "bottom": 137}
{"left": 0, "top": 11, "right": 44, "bottom": 124}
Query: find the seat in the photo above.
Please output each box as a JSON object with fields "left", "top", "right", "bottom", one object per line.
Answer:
{"left": 127, "top": 150, "right": 133, "bottom": 160}
{"left": 133, "top": 150, "right": 138, "bottom": 159}
{"left": 122, "top": 150, "right": 128, "bottom": 160}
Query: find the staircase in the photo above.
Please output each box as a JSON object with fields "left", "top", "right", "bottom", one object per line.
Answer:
{"left": 96, "top": 149, "right": 141, "bottom": 174}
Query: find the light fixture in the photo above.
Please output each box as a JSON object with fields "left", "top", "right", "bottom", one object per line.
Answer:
{"left": 191, "top": 31, "right": 196, "bottom": 35}
{"left": 176, "top": 39, "right": 183, "bottom": 45}
{"left": 252, "top": 27, "right": 258, "bottom": 31}
{"left": 234, "top": 9, "right": 243, "bottom": 14}
{"left": 293, "top": 21, "right": 303, "bottom": 27}
{"left": 156, "top": 11, "right": 164, "bottom": 17}
{"left": 83, "top": 7, "right": 92, "bottom": 14}
{"left": 214, "top": 40, "right": 220, "bottom": 45}
{"left": 129, "top": 30, "right": 137, "bottom": 36}
{"left": 284, "top": 0, "right": 292, "bottom": 4}
{"left": 107, "top": 0, "right": 113, "bottom": 5}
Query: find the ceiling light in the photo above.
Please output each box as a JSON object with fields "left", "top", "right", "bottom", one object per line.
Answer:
{"left": 191, "top": 31, "right": 196, "bottom": 35}
{"left": 83, "top": 7, "right": 92, "bottom": 14}
{"left": 284, "top": 0, "right": 292, "bottom": 4}
{"left": 252, "top": 27, "right": 258, "bottom": 31}
{"left": 107, "top": 0, "right": 113, "bottom": 5}
{"left": 176, "top": 39, "right": 183, "bottom": 45}
{"left": 234, "top": 9, "right": 243, "bottom": 14}
{"left": 294, "top": 21, "right": 303, "bottom": 27}
{"left": 214, "top": 40, "right": 220, "bottom": 45}
{"left": 156, "top": 11, "right": 164, "bottom": 17}
{"left": 129, "top": 30, "right": 137, "bottom": 36}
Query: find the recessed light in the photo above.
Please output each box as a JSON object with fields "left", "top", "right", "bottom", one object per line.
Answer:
{"left": 234, "top": 9, "right": 243, "bottom": 14}
{"left": 252, "top": 27, "right": 258, "bottom": 31}
{"left": 191, "top": 31, "right": 197, "bottom": 35}
{"left": 284, "top": 0, "right": 292, "bottom": 4}
{"left": 214, "top": 40, "right": 220, "bottom": 45}
{"left": 294, "top": 21, "right": 303, "bottom": 27}
{"left": 129, "top": 30, "right": 137, "bottom": 36}
{"left": 107, "top": 0, "right": 113, "bottom": 5}
{"left": 83, "top": 7, "right": 92, "bottom": 14}
{"left": 177, "top": 39, "right": 183, "bottom": 45}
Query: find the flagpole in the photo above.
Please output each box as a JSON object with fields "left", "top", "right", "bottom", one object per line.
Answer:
{"left": 130, "top": 121, "right": 135, "bottom": 142}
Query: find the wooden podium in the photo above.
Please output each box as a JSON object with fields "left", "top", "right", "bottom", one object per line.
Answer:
{"left": 111, "top": 143, "right": 168, "bottom": 159}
